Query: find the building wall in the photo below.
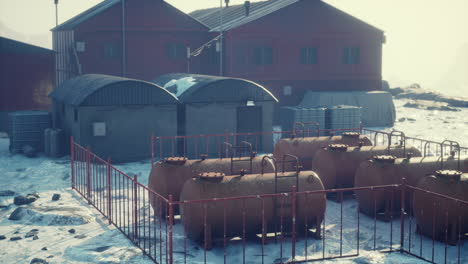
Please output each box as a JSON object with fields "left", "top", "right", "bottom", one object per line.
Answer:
{"left": 222, "top": 0, "right": 384, "bottom": 104}
{"left": 185, "top": 101, "right": 274, "bottom": 156}
{"left": 0, "top": 52, "right": 55, "bottom": 132}
{"left": 77, "top": 104, "right": 177, "bottom": 162}
{"left": 57, "top": 0, "right": 210, "bottom": 84}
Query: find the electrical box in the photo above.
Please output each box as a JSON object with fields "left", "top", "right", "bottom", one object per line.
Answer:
{"left": 76, "top": 41, "right": 86, "bottom": 52}
{"left": 93, "top": 122, "right": 106, "bottom": 136}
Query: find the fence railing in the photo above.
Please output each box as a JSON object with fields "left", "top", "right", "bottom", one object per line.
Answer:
{"left": 71, "top": 127, "right": 467, "bottom": 264}
{"left": 151, "top": 126, "right": 468, "bottom": 165}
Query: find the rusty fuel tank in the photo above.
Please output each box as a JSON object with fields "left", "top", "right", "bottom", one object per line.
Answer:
{"left": 355, "top": 155, "right": 468, "bottom": 217}
{"left": 148, "top": 155, "right": 276, "bottom": 211}
{"left": 413, "top": 170, "right": 468, "bottom": 244}
{"left": 312, "top": 144, "right": 422, "bottom": 190}
{"left": 179, "top": 170, "right": 326, "bottom": 246}
{"left": 273, "top": 132, "right": 372, "bottom": 171}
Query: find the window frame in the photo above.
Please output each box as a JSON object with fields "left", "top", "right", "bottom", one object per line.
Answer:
{"left": 343, "top": 46, "right": 360, "bottom": 65}
{"left": 300, "top": 47, "right": 318, "bottom": 65}
{"left": 166, "top": 43, "right": 186, "bottom": 60}
{"left": 254, "top": 46, "right": 273, "bottom": 66}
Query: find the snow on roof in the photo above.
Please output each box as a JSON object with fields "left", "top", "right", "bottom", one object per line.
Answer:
{"left": 163, "top": 77, "right": 197, "bottom": 97}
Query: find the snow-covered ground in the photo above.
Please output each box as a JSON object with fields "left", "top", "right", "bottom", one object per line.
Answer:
{"left": 0, "top": 98, "right": 467, "bottom": 264}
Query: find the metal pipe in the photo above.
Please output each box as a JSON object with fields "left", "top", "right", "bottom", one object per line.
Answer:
{"left": 55, "top": 0, "right": 59, "bottom": 27}
{"left": 219, "top": 0, "right": 224, "bottom": 76}
{"left": 121, "top": 0, "right": 127, "bottom": 77}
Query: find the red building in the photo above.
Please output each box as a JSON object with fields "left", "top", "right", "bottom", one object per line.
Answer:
{"left": 52, "top": 0, "right": 384, "bottom": 106}
{"left": 191, "top": 0, "right": 385, "bottom": 105}
{"left": 0, "top": 36, "right": 55, "bottom": 131}
{"left": 52, "top": 0, "right": 210, "bottom": 86}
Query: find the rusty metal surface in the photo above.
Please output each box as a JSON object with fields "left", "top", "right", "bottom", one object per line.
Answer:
{"left": 148, "top": 156, "right": 276, "bottom": 212}
{"left": 273, "top": 134, "right": 372, "bottom": 171}
{"left": 355, "top": 156, "right": 468, "bottom": 217}
{"left": 312, "top": 145, "right": 422, "bottom": 190}
{"left": 412, "top": 172, "right": 468, "bottom": 244}
{"left": 179, "top": 170, "right": 326, "bottom": 244}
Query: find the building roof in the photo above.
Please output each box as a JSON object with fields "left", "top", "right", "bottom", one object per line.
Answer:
{"left": 52, "top": 0, "right": 120, "bottom": 31}
{"left": 152, "top": 73, "right": 278, "bottom": 103}
{"left": 0, "top": 36, "right": 54, "bottom": 55}
{"left": 52, "top": 0, "right": 208, "bottom": 31}
{"left": 50, "top": 74, "right": 178, "bottom": 106}
{"left": 190, "top": 0, "right": 299, "bottom": 32}
{"left": 190, "top": 0, "right": 383, "bottom": 33}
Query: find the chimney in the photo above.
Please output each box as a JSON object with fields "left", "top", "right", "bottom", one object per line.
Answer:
{"left": 244, "top": 1, "right": 251, "bottom": 16}
{"left": 225, "top": 0, "right": 230, "bottom": 8}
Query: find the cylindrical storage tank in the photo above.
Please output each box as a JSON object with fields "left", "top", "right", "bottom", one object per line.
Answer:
{"left": 148, "top": 155, "right": 276, "bottom": 211}
{"left": 355, "top": 156, "right": 468, "bottom": 216}
{"left": 273, "top": 132, "right": 372, "bottom": 171}
{"left": 179, "top": 171, "right": 326, "bottom": 245}
{"left": 413, "top": 170, "right": 468, "bottom": 244}
{"left": 312, "top": 144, "right": 422, "bottom": 190}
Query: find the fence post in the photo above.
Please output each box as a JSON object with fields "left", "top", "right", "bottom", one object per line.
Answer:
{"left": 133, "top": 174, "right": 139, "bottom": 242}
{"left": 291, "top": 185, "right": 297, "bottom": 261}
{"left": 225, "top": 129, "right": 229, "bottom": 158}
{"left": 86, "top": 146, "right": 91, "bottom": 204}
{"left": 107, "top": 158, "right": 112, "bottom": 225}
{"left": 400, "top": 177, "right": 407, "bottom": 252}
{"left": 70, "top": 136, "right": 75, "bottom": 190}
{"left": 151, "top": 133, "right": 154, "bottom": 166}
{"left": 169, "top": 194, "right": 174, "bottom": 264}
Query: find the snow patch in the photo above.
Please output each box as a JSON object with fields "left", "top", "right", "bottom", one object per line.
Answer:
{"left": 163, "top": 77, "right": 196, "bottom": 97}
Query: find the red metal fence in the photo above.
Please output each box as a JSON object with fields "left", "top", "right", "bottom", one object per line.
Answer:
{"left": 71, "top": 127, "right": 467, "bottom": 264}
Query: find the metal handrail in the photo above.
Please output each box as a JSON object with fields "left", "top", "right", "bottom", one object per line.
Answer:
{"left": 440, "top": 140, "right": 461, "bottom": 170}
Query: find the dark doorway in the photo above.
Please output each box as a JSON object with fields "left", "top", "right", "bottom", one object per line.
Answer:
{"left": 236, "top": 106, "right": 262, "bottom": 153}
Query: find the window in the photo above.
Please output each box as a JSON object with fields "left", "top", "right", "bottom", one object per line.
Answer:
{"left": 343, "top": 47, "right": 360, "bottom": 64}
{"left": 300, "top": 47, "right": 318, "bottom": 64}
{"left": 166, "top": 43, "right": 186, "bottom": 60}
{"left": 254, "top": 47, "right": 273, "bottom": 65}
{"left": 103, "top": 43, "right": 121, "bottom": 60}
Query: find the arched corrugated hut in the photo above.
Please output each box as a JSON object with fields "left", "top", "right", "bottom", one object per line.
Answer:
{"left": 152, "top": 73, "right": 278, "bottom": 157}
{"left": 50, "top": 74, "right": 178, "bottom": 162}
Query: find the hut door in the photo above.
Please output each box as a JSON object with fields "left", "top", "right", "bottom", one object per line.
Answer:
{"left": 236, "top": 106, "right": 262, "bottom": 152}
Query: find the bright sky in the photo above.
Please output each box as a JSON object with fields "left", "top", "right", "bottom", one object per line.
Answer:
{"left": 1, "top": 0, "right": 467, "bottom": 95}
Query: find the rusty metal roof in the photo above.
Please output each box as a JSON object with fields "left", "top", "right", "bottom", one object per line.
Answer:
{"left": 190, "top": 0, "right": 299, "bottom": 32}
{"left": 152, "top": 73, "right": 278, "bottom": 103}
{"left": 50, "top": 74, "right": 178, "bottom": 106}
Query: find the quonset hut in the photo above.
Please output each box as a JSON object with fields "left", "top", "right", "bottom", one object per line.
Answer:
{"left": 152, "top": 73, "right": 278, "bottom": 156}
{"left": 50, "top": 74, "right": 178, "bottom": 162}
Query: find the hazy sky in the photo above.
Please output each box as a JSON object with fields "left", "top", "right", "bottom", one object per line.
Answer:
{"left": 1, "top": 0, "right": 467, "bottom": 95}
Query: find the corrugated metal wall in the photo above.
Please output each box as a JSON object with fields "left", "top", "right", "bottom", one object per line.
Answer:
{"left": 54, "top": 30, "right": 77, "bottom": 87}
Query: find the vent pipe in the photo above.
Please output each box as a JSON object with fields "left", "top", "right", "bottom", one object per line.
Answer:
{"left": 244, "top": 1, "right": 251, "bottom": 16}
{"left": 225, "top": 0, "right": 230, "bottom": 7}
